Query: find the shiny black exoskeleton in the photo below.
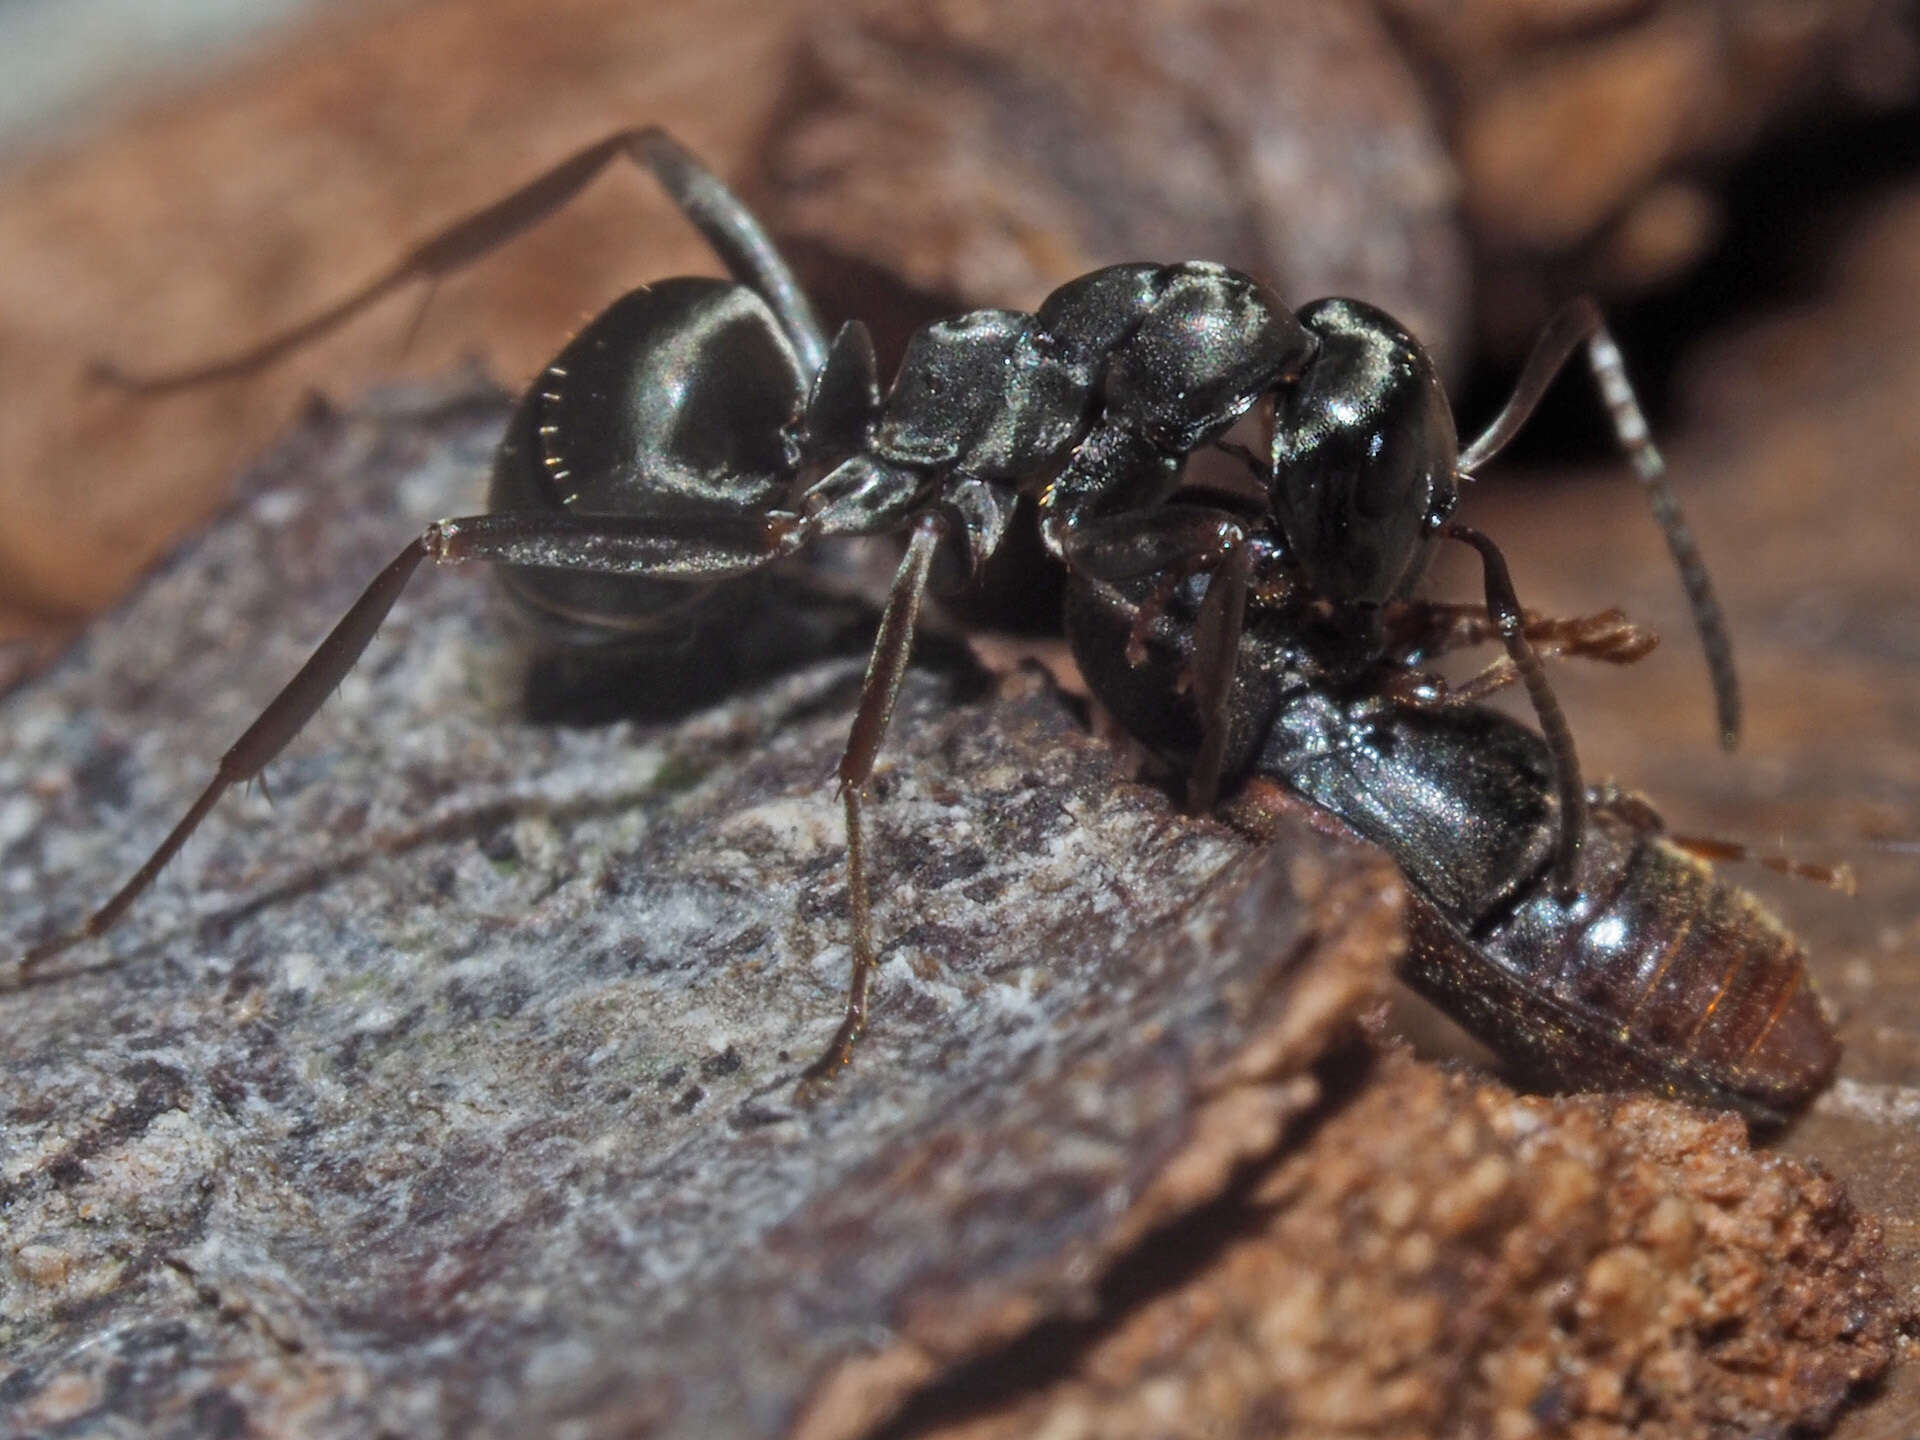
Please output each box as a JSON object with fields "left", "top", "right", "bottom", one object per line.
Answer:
{"left": 47, "top": 128, "right": 1739, "bottom": 1082}
{"left": 1069, "top": 572, "right": 1837, "bottom": 1128}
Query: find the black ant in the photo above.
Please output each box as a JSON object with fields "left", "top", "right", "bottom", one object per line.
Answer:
{"left": 31, "top": 128, "right": 1739, "bottom": 1084}
{"left": 1071, "top": 570, "right": 1838, "bottom": 1129}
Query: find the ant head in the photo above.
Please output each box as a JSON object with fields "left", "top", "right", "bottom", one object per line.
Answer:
{"left": 1266, "top": 298, "right": 1458, "bottom": 607}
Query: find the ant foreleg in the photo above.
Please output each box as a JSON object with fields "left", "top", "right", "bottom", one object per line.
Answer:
{"left": 25, "top": 508, "right": 807, "bottom": 968}
{"left": 801, "top": 513, "right": 945, "bottom": 1087}
{"left": 1445, "top": 524, "right": 1586, "bottom": 899}
{"left": 1454, "top": 296, "right": 1738, "bottom": 749}
{"left": 1052, "top": 504, "right": 1253, "bottom": 812}
{"left": 92, "top": 127, "right": 828, "bottom": 394}
{"left": 1187, "top": 535, "right": 1252, "bottom": 812}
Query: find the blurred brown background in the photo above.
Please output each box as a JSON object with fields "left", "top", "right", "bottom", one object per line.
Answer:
{"left": 3, "top": 0, "right": 1920, "bottom": 1431}
{"left": 0, "top": 0, "right": 1910, "bottom": 645}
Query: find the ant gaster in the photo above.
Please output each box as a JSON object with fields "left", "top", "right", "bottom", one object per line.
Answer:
{"left": 35, "top": 129, "right": 1740, "bottom": 1083}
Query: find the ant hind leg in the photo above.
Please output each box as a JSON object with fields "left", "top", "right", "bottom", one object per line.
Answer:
{"left": 93, "top": 127, "right": 828, "bottom": 395}
{"left": 22, "top": 507, "right": 808, "bottom": 969}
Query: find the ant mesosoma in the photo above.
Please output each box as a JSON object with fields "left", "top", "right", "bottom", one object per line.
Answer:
{"left": 31, "top": 128, "right": 1739, "bottom": 1084}
{"left": 1071, "top": 573, "right": 1839, "bottom": 1128}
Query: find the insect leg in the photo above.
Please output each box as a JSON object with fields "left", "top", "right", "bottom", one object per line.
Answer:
{"left": 1186, "top": 535, "right": 1252, "bottom": 812}
{"left": 1053, "top": 504, "right": 1252, "bottom": 811}
{"left": 1454, "top": 296, "right": 1739, "bottom": 749}
{"left": 93, "top": 127, "right": 826, "bottom": 394}
{"left": 1662, "top": 837, "right": 1856, "bottom": 894}
{"left": 1453, "top": 612, "right": 1658, "bottom": 702}
{"left": 24, "top": 508, "right": 807, "bottom": 967}
{"left": 625, "top": 129, "right": 828, "bottom": 372}
{"left": 1445, "top": 523, "right": 1586, "bottom": 898}
{"left": 802, "top": 513, "right": 946, "bottom": 1085}
{"left": 1587, "top": 786, "right": 1855, "bottom": 894}
{"left": 1386, "top": 602, "right": 1655, "bottom": 666}
{"left": 1385, "top": 603, "right": 1660, "bottom": 703}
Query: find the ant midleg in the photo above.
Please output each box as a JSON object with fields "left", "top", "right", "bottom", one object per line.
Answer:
{"left": 91, "top": 127, "right": 828, "bottom": 394}
{"left": 1455, "top": 296, "right": 1739, "bottom": 749}
{"left": 833, "top": 515, "right": 946, "bottom": 800}
{"left": 799, "top": 787, "right": 878, "bottom": 1092}
{"left": 25, "top": 509, "right": 810, "bottom": 968}
{"left": 802, "top": 513, "right": 945, "bottom": 1084}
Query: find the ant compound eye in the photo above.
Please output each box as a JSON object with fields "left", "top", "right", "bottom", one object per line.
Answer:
{"left": 1354, "top": 434, "right": 1405, "bottom": 519}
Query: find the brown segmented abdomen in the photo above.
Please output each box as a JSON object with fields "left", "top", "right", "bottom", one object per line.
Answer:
{"left": 1402, "top": 802, "right": 1840, "bottom": 1128}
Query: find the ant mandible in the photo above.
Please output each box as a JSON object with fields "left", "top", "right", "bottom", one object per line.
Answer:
{"left": 32, "top": 128, "right": 1739, "bottom": 1083}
